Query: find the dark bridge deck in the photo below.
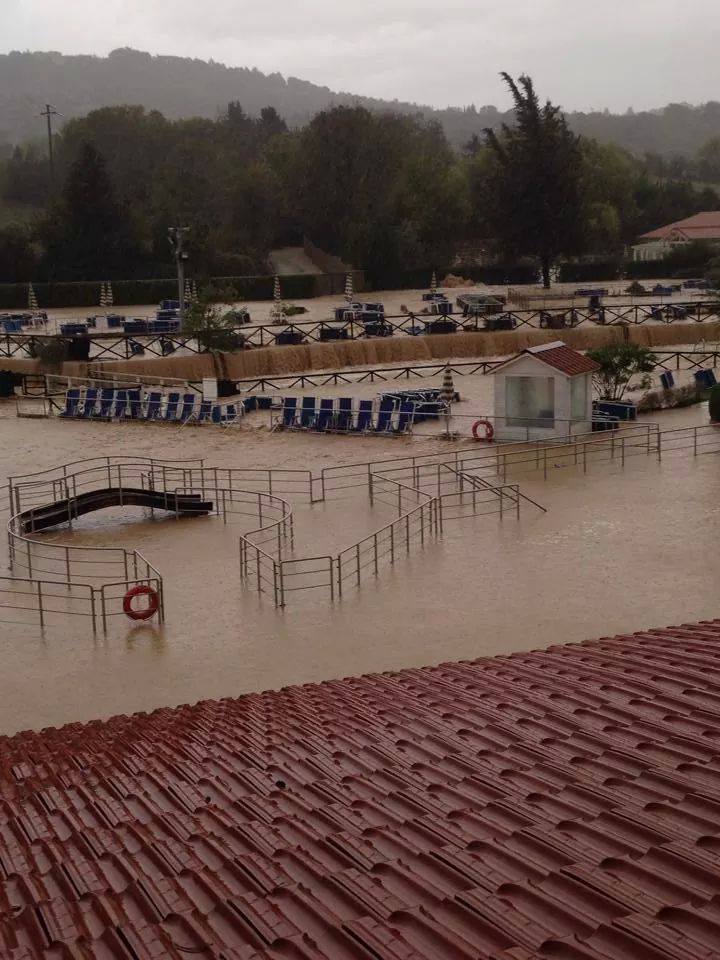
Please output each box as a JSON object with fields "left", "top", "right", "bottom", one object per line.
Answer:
{"left": 19, "top": 487, "right": 214, "bottom": 533}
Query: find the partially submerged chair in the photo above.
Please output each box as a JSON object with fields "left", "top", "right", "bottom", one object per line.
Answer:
{"left": 163, "top": 392, "right": 180, "bottom": 421}
{"left": 78, "top": 388, "right": 98, "bottom": 419}
{"left": 59, "top": 388, "right": 81, "bottom": 418}
{"left": 354, "top": 400, "right": 373, "bottom": 432}
{"left": 179, "top": 394, "right": 197, "bottom": 422}
{"left": 335, "top": 397, "right": 353, "bottom": 432}
{"left": 374, "top": 397, "right": 396, "bottom": 432}
{"left": 127, "top": 389, "right": 143, "bottom": 419}
{"left": 395, "top": 400, "right": 416, "bottom": 434}
{"left": 281, "top": 397, "right": 297, "bottom": 428}
{"left": 300, "top": 396, "right": 317, "bottom": 428}
{"left": 97, "top": 388, "right": 115, "bottom": 419}
{"left": 315, "top": 398, "right": 334, "bottom": 431}
{"left": 195, "top": 399, "right": 212, "bottom": 423}
{"left": 145, "top": 392, "right": 163, "bottom": 420}
{"left": 113, "top": 390, "right": 128, "bottom": 419}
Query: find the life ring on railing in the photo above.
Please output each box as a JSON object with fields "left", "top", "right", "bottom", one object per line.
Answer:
{"left": 123, "top": 584, "right": 159, "bottom": 621}
{"left": 472, "top": 419, "right": 495, "bottom": 442}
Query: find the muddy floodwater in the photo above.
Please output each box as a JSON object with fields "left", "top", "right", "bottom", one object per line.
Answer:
{"left": 0, "top": 371, "right": 718, "bottom": 736}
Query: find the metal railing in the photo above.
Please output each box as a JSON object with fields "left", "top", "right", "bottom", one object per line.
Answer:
{"left": 3, "top": 300, "right": 719, "bottom": 360}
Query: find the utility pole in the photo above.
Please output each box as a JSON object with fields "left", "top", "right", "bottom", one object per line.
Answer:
{"left": 168, "top": 226, "right": 190, "bottom": 323}
{"left": 39, "top": 104, "right": 60, "bottom": 191}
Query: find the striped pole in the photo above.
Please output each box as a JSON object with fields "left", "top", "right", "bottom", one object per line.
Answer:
{"left": 345, "top": 273, "right": 353, "bottom": 304}
{"left": 99, "top": 282, "right": 107, "bottom": 309}
{"left": 184, "top": 278, "right": 191, "bottom": 303}
{"left": 105, "top": 281, "right": 113, "bottom": 307}
{"left": 191, "top": 280, "right": 199, "bottom": 303}
{"left": 28, "top": 284, "right": 39, "bottom": 312}
{"left": 430, "top": 271, "right": 437, "bottom": 295}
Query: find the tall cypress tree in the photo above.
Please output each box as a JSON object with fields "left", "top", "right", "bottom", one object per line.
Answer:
{"left": 483, "top": 74, "right": 587, "bottom": 288}
{"left": 42, "top": 142, "right": 140, "bottom": 279}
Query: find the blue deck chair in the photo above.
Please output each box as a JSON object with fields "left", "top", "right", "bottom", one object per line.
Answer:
{"left": 78, "top": 388, "right": 98, "bottom": 419}
{"left": 300, "top": 396, "right": 317, "bottom": 429}
{"left": 222, "top": 403, "right": 239, "bottom": 424}
{"left": 163, "top": 392, "right": 180, "bottom": 421}
{"left": 196, "top": 399, "right": 212, "bottom": 423}
{"left": 180, "top": 393, "right": 197, "bottom": 422}
{"left": 59, "top": 388, "right": 81, "bottom": 418}
{"left": 257, "top": 396, "right": 273, "bottom": 410}
{"left": 211, "top": 404, "right": 223, "bottom": 424}
{"left": 395, "top": 400, "right": 416, "bottom": 434}
{"left": 113, "top": 390, "right": 128, "bottom": 419}
{"left": 315, "top": 398, "right": 334, "bottom": 431}
{"left": 97, "top": 388, "right": 115, "bottom": 419}
{"left": 127, "top": 388, "right": 143, "bottom": 419}
{"left": 374, "top": 397, "right": 396, "bottom": 432}
{"left": 354, "top": 400, "right": 373, "bottom": 432}
{"left": 243, "top": 395, "right": 257, "bottom": 412}
{"left": 145, "top": 392, "right": 162, "bottom": 420}
{"left": 281, "top": 397, "right": 297, "bottom": 428}
{"left": 335, "top": 397, "right": 353, "bottom": 432}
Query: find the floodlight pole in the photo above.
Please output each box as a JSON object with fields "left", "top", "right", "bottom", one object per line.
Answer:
{"left": 168, "top": 226, "right": 190, "bottom": 323}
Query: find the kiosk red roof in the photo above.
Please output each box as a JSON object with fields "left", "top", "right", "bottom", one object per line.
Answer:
{"left": 3, "top": 620, "right": 720, "bottom": 958}
{"left": 494, "top": 341, "right": 600, "bottom": 377}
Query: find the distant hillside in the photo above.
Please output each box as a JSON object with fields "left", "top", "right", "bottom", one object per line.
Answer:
{"left": 1, "top": 48, "right": 720, "bottom": 156}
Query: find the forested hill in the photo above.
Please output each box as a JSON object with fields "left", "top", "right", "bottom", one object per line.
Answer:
{"left": 1, "top": 47, "right": 720, "bottom": 156}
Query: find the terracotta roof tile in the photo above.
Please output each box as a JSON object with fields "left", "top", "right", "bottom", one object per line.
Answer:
{"left": 639, "top": 210, "right": 720, "bottom": 241}
{"left": 494, "top": 341, "right": 600, "bottom": 377}
{"left": 4, "top": 620, "right": 720, "bottom": 957}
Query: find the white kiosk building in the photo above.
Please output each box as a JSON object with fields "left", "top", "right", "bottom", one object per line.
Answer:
{"left": 492, "top": 341, "right": 599, "bottom": 442}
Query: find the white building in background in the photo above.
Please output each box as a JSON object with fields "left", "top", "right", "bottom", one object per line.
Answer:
{"left": 492, "top": 341, "right": 599, "bottom": 442}
{"left": 631, "top": 211, "right": 720, "bottom": 261}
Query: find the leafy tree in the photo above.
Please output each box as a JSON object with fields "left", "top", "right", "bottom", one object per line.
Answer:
{"left": 0, "top": 224, "right": 38, "bottom": 282}
{"left": 696, "top": 137, "right": 720, "bottom": 183}
{"left": 183, "top": 298, "right": 246, "bottom": 353}
{"left": 482, "top": 74, "right": 588, "bottom": 287}
{"left": 587, "top": 344, "right": 655, "bottom": 401}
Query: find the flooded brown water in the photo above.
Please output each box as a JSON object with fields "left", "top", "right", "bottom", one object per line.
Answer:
{"left": 0, "top": 382, "right": 718, "bottom": 736}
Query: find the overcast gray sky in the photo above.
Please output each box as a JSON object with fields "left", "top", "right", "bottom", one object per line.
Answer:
{"left": 3, "top": 0, "right": 719, "bottom": 111}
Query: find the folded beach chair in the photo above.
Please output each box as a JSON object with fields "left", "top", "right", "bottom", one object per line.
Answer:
{"left": 211, "top": 404, "right": 223, "bottom": 424}
{"left": 354, "top": 399, "right": 373, "bottom": 432}
{"left": 335, "top": 397, "right": 353, "bottom": 432}
{"left": 315, "top": 398, "right": 334, "bottom": 431}
{"left": 163, "top": 392, "right": 180, "bottom": 421}
{"left": 113, "top": 390, "right": 128, "bottom": 418}
{"left": 59, "top": 388, "right": 81, "bottom": 418}
{"left": 223, "top": 403, "right": 240, "bottom": 424}
{"left": 127, "top": 389, "right": 143, "bottom": 419}
{"left": 145, "top": 392, "right": 162, "bottom": 420}
{"left": 78, "top": 388, "right": 98, "bottom": 419}
{"left": 300, "top": 396, "right": 316, "bottom": 428}
{"left": 374, "top": 397, "right": 396, "bottom": 432}
{"left": 395, "top": 400, "right": 416, "bottom": 434}
{"left": 97, "top": 388, "right": 115, "bottom": 419}
{"left": 179, "top": 393, "right": 197, "bottom": 422}
{"left": 281, "top": 397, "right": 297, "bottom": 427}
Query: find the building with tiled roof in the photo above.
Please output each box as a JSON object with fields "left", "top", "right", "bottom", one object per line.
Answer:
{"left": 632, "top": 210, "right": 720, "bottom": 261}
{"left": 3, "top": 619, "right": 720, "bottom": 958}
{"left": 491, "top": 341, "right": 598, "bottom": 441}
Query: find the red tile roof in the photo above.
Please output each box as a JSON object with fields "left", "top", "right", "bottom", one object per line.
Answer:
{"left": 495, "top": 341, "right": 600, "bottom": 377}
{"left": 4, "top": 620, "right": 720, "bottom": 958}
{"left": 639, "top": 210, "right": 720, "bottom": 241}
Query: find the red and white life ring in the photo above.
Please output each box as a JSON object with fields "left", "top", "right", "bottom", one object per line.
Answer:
{"left": 123, "top": 584, "right": 160, "bottom": 621}
{"left": 472, "top": 419, "right": 495, "bottom": 442}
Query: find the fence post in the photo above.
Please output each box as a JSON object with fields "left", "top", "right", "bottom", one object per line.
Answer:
{"left": 390, "top": 524, "right": 395, "bottom": 564}
{"left": 499, "top": 487, "right": 503, "bottom": 520}
{"left": 583, "top": 443, "right": 588, "bottom": 474}
{"left": 36, "top": 580, "right": 44, "bottom": 630}
{"left": 337, "top": 554, "right": 342, "bottom": 598}
{"left": 369, "top": 470, "right": 374, "bottom": 507}
{"left": 398, "top": 483, "right": 402, "bottom": 517}
{"left": 621, "top": 437, "right": 625, "bottom": 467}
{"left": 515, "top": 486, "right": 520, "bottom": 520}
{"left": 543, "top": 447, "right": 548, "bottom": 480}
{"left": 694, "top": 427, "right": 698, "bottom": 457}
{"left": 406, "top": 514, "right": 411, "bottom": 554}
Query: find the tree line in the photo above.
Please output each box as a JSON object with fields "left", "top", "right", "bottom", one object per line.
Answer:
{"left": 0, "top": 75, "right": 718, "bottom": 289}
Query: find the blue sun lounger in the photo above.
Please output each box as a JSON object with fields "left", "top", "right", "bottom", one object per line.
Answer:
{"left": 59, "top": 388, "right": 81, "bottom": 418}
{"left": 281, "top": 397, "right": 297, "bottom": 427}
{"left": 195, "top": 399, "right": 212, "bottom": 423}
{"left": 113, "top": 390, "right": 128, "bottom": 418}
{"left": 78, "top": 388, "right": 98, "bottom": 419}
{"left": 315, "top": 398, "right": 334, "bottom": 431}
{"left": 300, "top": 396, "right": 316, "bottom": 428}
{"left": 97, "top": 388, "right": 115, "bottom": 419}
{"left": 145, "top": 392, "right": 162, "bottom": 420}
{"left": 127, "top": 389, "right": 143, "bottom": 419}
{"left": 164, "top": 392, "right": 180, "bottom": 421}
{"left": 395, "top": 400, "right": 416, "bottom": 434}
{"left": 374, "top": 397, "right": 396, "bottom": 432}
{"left": 179, "top": 393, "right": 197, "bottom": 422}
{"left": 354, "top": 400, "right": 373, "bottom": 432}
{"left": 222, "top": 403, "right": 240, "bottom": 424}
{"left": 335, "top": 398, "right": 353, "bottom": 432}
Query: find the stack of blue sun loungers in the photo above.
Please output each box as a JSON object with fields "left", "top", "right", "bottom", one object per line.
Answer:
{"left": 277, "top": 396, "right": 417, "bottom": 434}
{"left": 55, "top": 387, "right": 243, "bottom": 425}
